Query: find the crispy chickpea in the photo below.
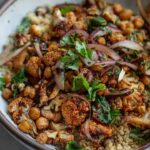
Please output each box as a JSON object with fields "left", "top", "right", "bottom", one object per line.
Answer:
{"left": 18, "top": 120, "right": 31, "bottom": 133}
{"left": 36, "top": 117, "right": 49, "bottom": 130}
{"left": 119, "top": 21, "right": 126, "bottom": 31}
{"left": 44, "top": 67, "right": 52, "bottom": 79}
{"left": 23, "top": 86, "right": 36, "bottom": 99}
{"left": 29, "top": 107, "right": 40, "bottom": 120}
{"left": 36, "top": 132, "right": 48, "bottom": 144}
{"left": 133, "top": 17, "right": 144, "bottom": 29}
{"left": 119, "top": 9, "right": 133, "bottom": 20}
{"left": 141, "top": 76, "right": 150, "bottom": 85}
{"left": 100, "top": 75, "right": 109, "bottom": 84}
{"left": 2, "top": 88, "right": 12, "bottom": 100}
{"left": 113, "top": 3, "right": 124, "bottom": 14}
{"left": 97, "top": 37, "right": 106, "bottom": 45}
{"left": 123, "top": 22, "right": 134, "bottom": 34}
{"left": 4, "top": 73, "right": 12, "bottom": 84}
{"left": 137, "top": 33, "right": 145, "bottom": 42}
{"left": 108, "top": 32, "right": 125, "bottom": 43}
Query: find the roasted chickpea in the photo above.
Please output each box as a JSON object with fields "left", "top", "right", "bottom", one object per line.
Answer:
{"left": 18, "top": 120, "right": 31, "bottom": 133}
{"left": 133, "top": 17, "right": 144, "bottom": 29}
{"left": 36, "top": 117, "right": 49, "bottom": 130}
{"left": 100, "top": 75, "right": 109, "bottom": 84}
{"left": 29, "top": 107, "right": 40, "bottom": 120}
{"left": 141, "top": 76, "right": 150, "bottom": 85}
{"left": 113, "top": 3, "right": 124, "bottom": 14}
{"left": 4, "top": 73, "right": 12, "bottom": 84}
{"left": 97, "top": 37, "right": 106, "bottom": 45}
{"left": 119, "top": 9, "right": 133, "bottom": 20}
{"left": 36, "top": 132, "right": 48, "bottom": 144}
{"left": 123, "top": 22, "right": 134, "bottom": 34}
{"left": 44, "top": 67, "right": 52, "bottom": 79}
{"left": 2, "top": 88, "right": 12, "bottom": 100}
{"left": 23, "top": 86, "right": 36, "bottom": 99}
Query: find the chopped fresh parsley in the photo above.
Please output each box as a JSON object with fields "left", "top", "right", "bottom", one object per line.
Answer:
{"left": 100, "top": 26, "right": 112, "bottom": 35}
{"left": 96, "top": 96, "right": 121, "bottom": 124}
{"left": 60, "top": 35, "right": 77, "bottom": 47}
{"left": 88, "top": 80, "right": 106, "bottom": 101}
{"left": 60, "top": 50, "right": 80, "bottom": 71}
{"left": 130, "top": 128, "right": 150, "bottom": 142}
{"left": 72, "top": 75, "right": 105, "bottom": 101}
{"left": 75, "top": 41, "right": 92, "bottom": 60}
{"left": 17, "top": 17, "right": 30, "bottom": 33}
{"left": 72, "top": 75, "right": 89, "bottom": 91}
{"left": 60, "top": 6, "right": 74, "bottom": 15}
{"left": 12, "top": 68, "right": 27, "bottom": 84}
{"left": 90, "top": 17, "right": 107, "bottom": 27}
{"left": 65, "top": 141, "right": 85, "bottom": 150}
{"left": 128, "top": 31, "right": 140, "bottom": 42}
{"left": 0, "top": 77, "right": 6, "bottom": 91}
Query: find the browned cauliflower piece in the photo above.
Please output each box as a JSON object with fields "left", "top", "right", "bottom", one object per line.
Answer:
{"left": 43, "top": 50, "right": 62, "bottom": 66}
{"left": 8, "top": 97, "right": 33, "bottom": 114}
{"left": 61, "top": 98, "right": 90, "bottom": 126}
{"left": 26, "top": 56, "right": 41, "bottom": 78}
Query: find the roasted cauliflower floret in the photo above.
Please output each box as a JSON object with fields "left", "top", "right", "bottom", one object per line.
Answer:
{"left": 26, "top": 56, "right": 41, "bottom": 78}
{"left": 43, "top": 50, "right": 62, "bottom": 66}
{"left": 8, "top": 97, "right": 33, "bottom": 114}
{"left": 61, "top": 98, "right": 90, "bottom": 126}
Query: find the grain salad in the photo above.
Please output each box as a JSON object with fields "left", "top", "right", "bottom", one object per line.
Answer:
{"left": 0, "top": 0, "right": 150, "bottom": 149}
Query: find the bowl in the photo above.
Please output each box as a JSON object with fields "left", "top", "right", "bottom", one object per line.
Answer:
{"left": 0, "top": 0, "right": 150, "bottom": 150}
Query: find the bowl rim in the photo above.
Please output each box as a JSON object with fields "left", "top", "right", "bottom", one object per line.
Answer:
{"left": 0, "top": 0, "right": 150, "bottom": 150}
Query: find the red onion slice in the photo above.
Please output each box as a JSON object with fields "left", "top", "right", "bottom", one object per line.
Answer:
{"left": 34, "top": 42, "right": 43, "bottom": 58}
{"left": 0, "top": 42, "right": 30, "bottom": 66}
{"left": 118, "top": 61, "right": 138, "bottom": 70}
{"left": 88, "top": 44, "right": 121, "bottom": 60}
{"left": 111, "top": 40, "right": 144, "bottom": 51}
{"left": 65, "top": 29, "right": 89, "bottom": 39}
{"left": 54, "top": 70, "right": 65, "bottom": 90}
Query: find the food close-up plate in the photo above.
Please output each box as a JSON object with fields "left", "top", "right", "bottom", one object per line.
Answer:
{"left": 0, "top": 0, "right": 150, "bottom": 150}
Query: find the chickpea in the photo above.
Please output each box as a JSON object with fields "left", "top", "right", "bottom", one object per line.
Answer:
{"left": 29, "top": 107, "right": 40, "bottom": 120}
{"left": 119, "top": 9, "right": 133, "bottom": 20}
{"left": 23, "top": 86, "right": 36, "bottom": 99}
{"left": 36, "top": 132, "right": 48, "bottom": 144}
{"left": 18, "top": 120, "right": 31, "bottom": 133}
{"left": 97, "top": 37, "right": 106, "bottom": 45}
{"left": 113, "top": 3, "right": 124, "bottom": 14}
{"left": 137, "top": 33, "right": 144, "bottom": 42}
{"left": 126, "top": 22, "right": 134, "bottom": 29}
{"left": 100, "top": 75, "right": 109, "bottom": 84}
{"left": 36, "top": 117, "right": 49, "bottom": 130}
{"left": 4, "top": 73, "right": 12, "bottom": 84}
{"left": 133, "top": 17, "right": 144, "bottom": 29}
{"left": 44, "top": 67, "right": 52, "bottom": 79}
{"left": 137, "top": 105, "right": 146, "bottom": 114}
{"left": 119, "top": 22, "right": 126, "bottom": 31}
{"left": 123, "top": 22, "right": 134, "bottom": 35}
{"left": 2, "top": 88, "right": 12, "bottom": 100}
{"left": 109, "top": 32, "right": 125, "bottom": 43}
{"left": 141, "top": 76, "right": 150, "bottom": 85}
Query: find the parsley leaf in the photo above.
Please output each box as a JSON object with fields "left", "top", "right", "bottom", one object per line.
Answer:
{"left": 60, "top": 50, "right": 80, "bottom": 71}
{"left": 130, "top": 128, "right": 150, "bottom": 142}
{"left": 0, "top": 77, "right": 6, "bottom": 91}
{"left": 60, "top": 6, "right": 74, "bottom": 15}
{"left": 12, "top": 68, "right": 27, "bottom": 84}
{"left": 75, "top": 41, "right": 92, "bottom": 60}
{"left": 17, "top": 17, "right": 30, "bottom": 33}
{"left": 65, "top": 141, "right": 85, "bottom": 150}
{"left": 60, "top": 35, "right": 77, "bottom": 47}
{"left": 90, "top": 17, "right": 107, "bottom": 27}
{"left": 72, "top": 75, "right": 90, "bottom": 91}
{"left": 96, "top": 96, "right": 121, "bottom": 124}
{"left": 88, "top": 80, "right": 106, "bottom": 101}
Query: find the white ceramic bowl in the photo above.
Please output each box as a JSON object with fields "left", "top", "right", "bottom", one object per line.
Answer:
{"left": 0, "top": 0, "right": 150, "bottom": 150}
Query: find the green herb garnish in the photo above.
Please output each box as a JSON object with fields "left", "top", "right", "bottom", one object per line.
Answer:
{"left": 72, "top": 75, "right": 89, "bottom": 91}
{"left": 130, "top": 128, "right": 150, "bottom": 142}
{"left": 88, "top": 80, "right": 106, "bottom": 101}
{"left": 12, "top": 68, "right": 27, "bottom": 84}
{"left": 65, "top": 141, "right": 85, "bottom": 150}
{"left": 60, "top": 6, "right": 74, "bottom": 15}
{"left": 0, "top": 77, "right": 6, "bottom": 91}
{"left": 72, "top": 75, "right": 105, "bottom": 101}
{"left": 96, "top": 96, "right": 121, "bottom": 124}
{"left": 90, "top": 17, "right": 107, "bottom": 27}
{"left": 17, "top": 17, "right": 30, "bottom": 33}
{"left": 60, "top": 50, "right": 80, "bottom": 71}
